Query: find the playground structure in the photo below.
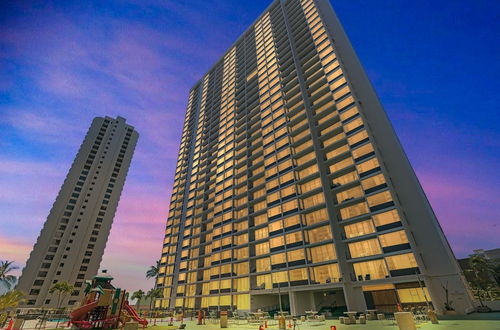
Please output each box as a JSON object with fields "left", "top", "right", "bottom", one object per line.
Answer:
{"left": 70, "top": 270, "right": 147, "bottom": 329}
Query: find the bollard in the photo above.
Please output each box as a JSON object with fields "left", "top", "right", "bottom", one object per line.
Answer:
{"left": 220, "top": 311, "right": 228, "bottom": 328}
{"left": 428, "top": 310, "right": 439, "bottom": 324}
{"left": 278, "top": 315, "right": 286, "bottom": 330}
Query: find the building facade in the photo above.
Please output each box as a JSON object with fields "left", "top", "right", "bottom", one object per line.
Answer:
{"left": 156, "top": 0, "right": 474, "bottom": 315}
{"left": 17, "top": 116, "right": 138, "bottom": 308}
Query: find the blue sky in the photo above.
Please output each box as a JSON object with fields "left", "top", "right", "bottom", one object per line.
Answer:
{"left": 0, "top": 0, "right": 499, "bottom": 293}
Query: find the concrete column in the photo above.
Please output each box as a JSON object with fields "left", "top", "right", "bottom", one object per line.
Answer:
{"left": 290, "top": 291, "right": 316, "bottom": 316}
{"left": 343, "top": 285, "right": 367, "bottom": 312}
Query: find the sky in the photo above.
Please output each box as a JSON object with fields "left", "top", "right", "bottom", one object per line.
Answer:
{"left": 0, "top": 0, "right": 499, "bottom": 294}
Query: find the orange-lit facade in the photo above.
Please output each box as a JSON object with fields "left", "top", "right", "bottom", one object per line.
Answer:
{"left": 156, "top": 0, "right": 474, "bottom": 315}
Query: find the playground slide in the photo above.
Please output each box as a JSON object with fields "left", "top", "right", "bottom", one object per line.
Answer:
{"left": 70, "top": 301, "right": 99, "bottom": 321}
{"left": 124, "top": 301, "right": 148, "bottom": 326}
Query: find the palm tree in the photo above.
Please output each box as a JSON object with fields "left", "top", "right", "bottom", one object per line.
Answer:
{"left": 131, "top": 290, "right": 145, "bottom": 313}
{"left": 146, "top": 260, "right": 160, "bottom": 280}
{"left": 0, "top": 290, "right": 25, "bottom": 312}
{"left": 146, "top": 260, "right": 161, "bottom": 315}
{"left": 49, "top": 281, "right": 74, "bottom": 311}
{"left": 146, "top": 289, "right": 162, "bottom": 321}
{"left": 0, "top": 261, "right": 19, "bottom": 290}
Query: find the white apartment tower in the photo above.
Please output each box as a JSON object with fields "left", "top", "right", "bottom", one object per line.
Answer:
{"left": 17, "top": 116, "right": 138, "bottom": 308}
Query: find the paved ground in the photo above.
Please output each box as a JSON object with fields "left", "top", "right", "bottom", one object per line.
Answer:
{"left": 145, "top": 315, "right": 500, "bottom": 330}
{"left": 32, "top": 313, "right": 500, "bottom": 330}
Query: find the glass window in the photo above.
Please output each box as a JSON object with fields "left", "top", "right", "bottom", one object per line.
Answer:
{"left": 256, "top": 257, "right": 271, "bottom": 272}
{"left": 325, "top": 144, "right": 349, "bottom": 160}
{"left": 361, "top": 173, "right": 386, "bottom": 191}
{"left": 234, "top": 262, "right": 249, "bottom": 275}
{"left": 296, "top": 151, "right": 316, "bottom": 166}
{"left": 385, "top": 253, "right": 417, "bottom": 270}
{"left": 271, "top": 253, "right": 286, "bottom": 265}
{"left": 308, "top": 244, "right": 336, "bottom": 263}
{"left": 347, "top": 130, "right": 369, "bottom": 146}
{"left": 348, "top": 238, "right": 382, "bottom": 258}
{"left": 272, "top": 270, "right": 288, "bottom": 284}
{"left": 339, "top": 202, "right": 369, "bottom": 220}
{"left": 372, "top": 209, "right": 401, "bottom": 227}
{"left": 311, "top": 263, "right": 340, "bottom": 283}
{"left": 333, "top": 171, "right": 358, "bottom": 186}
{"left": 307, "top": 225, "right": 332, "bottom": 243}
{"left": 356, "top": 158, "right": 380, "bottom": 174}
{"left": 255, "top": 227, "right": 269, "bottom": 240}
{"left": 353, "top": 259, "right": 389, "bottom": 280}
{"left": 300, "top": 177, "right": 322, "bottom": 193}
{"left": 287, "top": 249, "right": 305, "bottom": 262}
{"left": 270, "top": 236, "right": 285, "bottom": 249}
{"left": 366, "top": 191, "right": 392, "bottom": 207}
{"left": 283, "top": 215, "right": 301, "bottom": 229}
{"left": 289, "top": 267, "right": 308, "bottom": 282}
{"left": 379, "top": 230, "right": 409, "bottom": 247}
{"left": 304, "top": 208, "right": 328, "bottom": 226}
{"left": 336, "top": 185, "right": 364, "bottom": 203}
{"left": 236, "top": 294, "right": 250, "bottom": 309}
{"left": 256, "top": 274, "right": 272, "bottom": 289}
{"left": 329, "top": 157, "right": 353, "bottom": 173}
{"left": 352, "top": 143, "right": 374, "bottom": 159}
{"left": 397, "top": 288, "right": 430, "bottom": 303}
{"left": 298, "top": 164, "right": 319, "bottom": 179}
{"left": 285, "top": 231, "right": 303, "bottom": 244}
{"left": 302, "top": 192, "right": 325, "bottom": 209}
{"left": 255, "top": 242, "right": 270, "bottom": 256}
{"left": 344, "top": 220, "right": 375, "bottom": 238}
{"left": 269, "top": 220, "right": 283, "bottom": 232}
{"left": 339, "top": 106, "right": 358, "bottom": 121}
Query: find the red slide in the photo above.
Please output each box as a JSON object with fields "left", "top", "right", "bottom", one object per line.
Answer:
{"left": 70, "top": 301, "right": 99, "bottom": 321}
{"left": 124, "top": 301, "right": 148, "bottom": 326}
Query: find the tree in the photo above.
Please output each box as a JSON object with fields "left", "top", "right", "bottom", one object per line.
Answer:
{"left": 131, "top": 290, "right": 145, "bottom": 312}
{"left": 0, "top": 290, "right": 25, "bottom": 312}
{"left": 0, "top": 261, "right": 18, "bottom": 290}
{"left": 468, "top": 255, "right": 496, "bottom": 310}
{"left": 49, "top": 281, "right": 74, "bottom": 311}
{"left": 145, "top": 260, "right": 161, "bottom": 312}
{"left": 146, "top": 289, "right": 162, "bottom": 320}
{"left": 146, "top": 260, "right": 160, "bottom": 280}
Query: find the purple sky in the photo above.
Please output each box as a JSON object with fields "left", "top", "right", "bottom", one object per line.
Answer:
{"left": 1, "top": 0, "right": 499, "bottom": 294}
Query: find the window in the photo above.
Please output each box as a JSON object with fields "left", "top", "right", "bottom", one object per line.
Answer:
{"left": 255, "top": 242, "right": 269, "bottom": 256}
{"left": 353, "top": 259, "right": 389, "bottom": 280}
{"left": 361, "top": 174, "right": 386, "bottom": 191}
{"left": 302, "top": 192, "right": 325, "bottom": 209}
{"left": 366, "top": 191, "right": 393, "bottom": 208}
{"left": 304, "top": 208, "right": 328, "bottom": 226}
{"left": 385, "top": 253, "right": 417, "bottom": 270}
{"left": 307, "top": 225, "right": 332, "bottom": 243}
{"left": 339, "top": 202, "right": 369, "bottom": 220}
{"left": 289, "top": 267, "right": 308, "bottom": 282}
{"left": 311, "top": 263, "right": 340, "bottom": 283}
{"left": 333, "top": 171, "right": 358, "bottom": 186}
{"left": 344, "top": 220, "right": 375, "bottom": 238}
{"left": 256, "top": 258, "right": 271, "bottom": 272}
{"left": 348, "top": 238, "right": 382, "bottom": 258}
{"left": 356, "top": 158, "right": 380, "bottom": 174}
{"left": 336, "top": 185, "right": 363, "bottom": 203}
{"left": 329, "top": 157, "right": 353, "bottom": 173}
{"left": 308, "top": 244, "right": 336, "bottom": 262}
{"left": 379, "top": 230, "right": 409, "bottom": 247}
{"left": 372, "top": 209, "right": 401, "bottom": 227}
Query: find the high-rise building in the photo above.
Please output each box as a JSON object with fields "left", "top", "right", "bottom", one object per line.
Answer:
{"left": 17, "top": 116, "right": 138, "bottom": 308}
{"left": 156, "top": 0, "right": 474, "bottom": 315}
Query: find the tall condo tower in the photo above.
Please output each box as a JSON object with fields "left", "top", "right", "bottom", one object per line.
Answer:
{"left": 156, "top": 0, "right": 474, "bottom": 315}
{"left": 17, "top": 116, "right": 138, "bottom": 308}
